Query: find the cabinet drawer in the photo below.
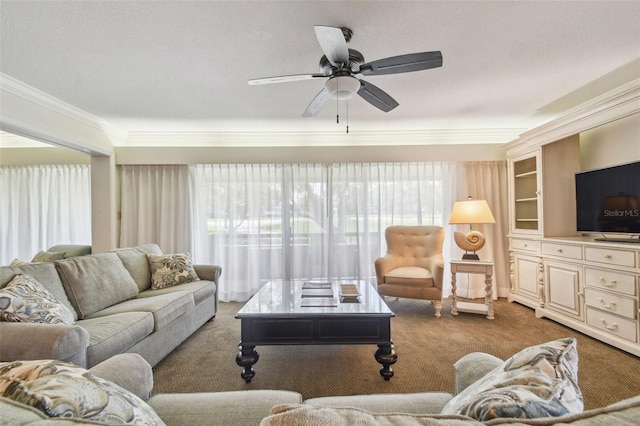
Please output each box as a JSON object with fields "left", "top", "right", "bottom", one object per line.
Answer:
{"left": 511, "top": 239, "right": 539, "bottom": 253}
{"left": 586, "top": 306, "right": 637, "bottom": 342}
{"left": 584, "top": 268, "right": 636, "bottom": 296}
{"left": 584, "top": 288, "right": 637, "bottom": 320}
{"left": 541, "top": 242, "right": 582, "bottom": 260}
{"left": 584, "top": 247, "right": 636, "bottom": 268}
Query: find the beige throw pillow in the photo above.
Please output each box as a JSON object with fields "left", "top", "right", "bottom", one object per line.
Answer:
{"left": 0, "top": 274, "right": 75, "bottom": 324}
{"left": 441, "top": 337, "right": 583, "bottom": 421}
{"left": 147, "top": 253, "right": 200, "bottom": 290}
{"left": 0, "top": 359, "right": 165, "bottom": 425}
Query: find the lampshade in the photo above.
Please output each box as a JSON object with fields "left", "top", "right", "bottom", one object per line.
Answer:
{"left": 324, "top": 75, "right": 361, "bottom": 100}
{"left": 449, "top": 198, "right": 495, "bottom": 261}
{"left": 449, "top": 199, "right": 496, "bottom": 225}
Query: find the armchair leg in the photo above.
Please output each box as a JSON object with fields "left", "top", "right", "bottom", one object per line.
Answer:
{"left": 432, "top": 300, "right": 442, "bottom": 318}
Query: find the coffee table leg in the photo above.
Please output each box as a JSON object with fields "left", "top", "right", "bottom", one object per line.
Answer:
{"left": 236, "top": 344, "right": 259, "bottom": 383}
{"left": 375, "top": 342, "right": 397, "bottom": 381}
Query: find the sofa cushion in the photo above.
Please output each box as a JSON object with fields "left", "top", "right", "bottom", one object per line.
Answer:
{"left": 262, "top": 404, "right": 482, "bottom": 425}
{"left": 1, "top": 263, "right": 77, "bottom": 321}
{"left": 79, "top": 312, "right": 155, "bottom": 368}
{"left": 9, "top": 258, "right": 31, "bottom": 266}
{"left": 147, "top": 253, "right": 200, "bottom": 290}
{"left": 138, "top": 280, "right": 215, "bottom": 305}
{"left": 441, "top": 337, "right": 583, "bottom": 421}
{"left": 55, "top": 253, "right": 139, "bottom": 319}
{"left": 88, "top": 291, "right": 195, "bottom": 331}
{"left": 31, "top": 250, "right": 67, "bottom": 263}
{"left": 111, "top": 244, "right": 163, "bottom": 292}
{"left": 305, "top": 392, "right": 453, "bottom": 415}
{"left": 149, "top": 390, "right": 303, "bottom": 426}
{"left": 483, "top": 396, "right": 640, "bottom": 425}
{"left": 0, "top": 274, "right": 75, "bottom": 324}
{"left": 0, "top": 359, "right": 164, "bottom": 425}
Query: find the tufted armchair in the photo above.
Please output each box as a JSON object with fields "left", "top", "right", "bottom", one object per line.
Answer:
{"left": 375, "top": 226, "right": 445, "bottom": 317}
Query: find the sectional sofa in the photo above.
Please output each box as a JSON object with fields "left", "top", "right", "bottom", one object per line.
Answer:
{"left": 2, "top": 342, "right": 639, "bottom": 425}
{"left": 0, "top": 243, "right": 220, "bottom": 368}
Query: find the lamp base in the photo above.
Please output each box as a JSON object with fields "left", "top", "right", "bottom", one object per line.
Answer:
{"left": 462, "top": 253, "right": 480, "bottom": 261}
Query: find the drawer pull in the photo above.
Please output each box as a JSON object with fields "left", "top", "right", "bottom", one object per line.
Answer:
{"left": 600, "top": 319, "right": 618, "bottom": 331}
{"left": 600, "top": 277, "right": 616, "bottom": 288}
{"left": 557, "top": 249, "right": 563, "bottom": 253}
{"left": 603, "top": 254, "right": 612, "bottom": 259}
{"left": 598, "top": 298, "right": 616, "bottom": 310}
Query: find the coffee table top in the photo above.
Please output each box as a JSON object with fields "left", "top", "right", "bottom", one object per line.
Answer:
{"left": 236, "top": 280, "right": 394, "bottom": 318}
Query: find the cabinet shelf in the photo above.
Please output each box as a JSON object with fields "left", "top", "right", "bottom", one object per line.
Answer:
{"left": 515, "top": 171, "right": 537, "bottom": 178}
{"left": 516, "top": 219, "right": 539, "bottom": 222}
{"left": 516, "top": 197, "right": 538, "bottom": 202}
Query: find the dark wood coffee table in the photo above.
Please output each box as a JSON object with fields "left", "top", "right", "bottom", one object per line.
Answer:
{"left": 235, "top": 280, "right": 396, "bottom": 383}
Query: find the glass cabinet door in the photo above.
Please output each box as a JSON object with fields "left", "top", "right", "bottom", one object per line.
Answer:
{"left": 510, "top": 152, "right": 541, "bottom": 234}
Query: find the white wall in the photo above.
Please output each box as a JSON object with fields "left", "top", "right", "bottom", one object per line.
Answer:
{"left": 580, "top": 112, "right": 640, "bottom": 170}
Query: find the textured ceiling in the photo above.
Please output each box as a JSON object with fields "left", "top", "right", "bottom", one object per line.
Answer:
{"left": 1, "top": 0, "right": 639, "bottom": 145}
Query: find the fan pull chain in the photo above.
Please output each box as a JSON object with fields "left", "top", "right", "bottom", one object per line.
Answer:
{"left": 336, "top": 77, "right": 340, "bottom": 124}
{"left": 346, "top": 99, "right": 349, "bottom": 134}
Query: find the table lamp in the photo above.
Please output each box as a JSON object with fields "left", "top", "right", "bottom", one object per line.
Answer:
{"left": 449, "top": 197, "right": 496, "bottom": 260}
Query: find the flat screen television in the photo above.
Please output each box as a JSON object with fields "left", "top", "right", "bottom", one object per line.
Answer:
{"left": 575, "top": 161, "right": 640, "bottom": 242}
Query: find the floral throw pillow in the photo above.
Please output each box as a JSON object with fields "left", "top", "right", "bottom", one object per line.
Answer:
{"left": 0, "top": 274, "right": 75, "bottom": 324}
{"left": 147, "top": 253, "right": 200, "bottom": 290}
{"left": 31, "top": 250, "right": 66, "bottom": 263}
{"left": 441, "top": 337, "right": 583, "bottom": 421}
{"left": 0, "top": 359, "right": 165, "bottom": 425}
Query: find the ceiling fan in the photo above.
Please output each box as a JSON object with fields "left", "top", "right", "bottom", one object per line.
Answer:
{"left": 248, "top": 26, "right": 443, "bottom": 117}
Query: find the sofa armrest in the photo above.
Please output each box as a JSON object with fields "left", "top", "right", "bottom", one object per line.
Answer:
{"left": 90, "top": 353, "right": 153, "bottom": 400}
{"left": 453, "top": 352, "right": 503, "bottom": 394}
{"left": 0, "top": 322, "right": 89, "bottom": 367}
{"left": 374, "top": 255, "right": 400, "bottom": 284}
{"left": 426, "top": 254, "right": 445, "bottom": 289}
{"left": 193, "top": 264, "right": 221, "bottom": 283}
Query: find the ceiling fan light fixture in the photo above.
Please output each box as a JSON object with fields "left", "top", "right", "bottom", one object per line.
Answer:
{"left": 325, "top": 75, "right": 360, "bottom": 100}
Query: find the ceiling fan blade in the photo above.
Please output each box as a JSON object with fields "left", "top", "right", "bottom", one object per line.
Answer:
{"left": 248, "top": 74, "right": 326, "bottom": 85}
{"left": 314, "top": 25, "right": 349, "bottom": 67}
{"left": 303, "top": 87, "right": 331, "bottom": 117}
{"left": 358, "top": 51, "right": 443, "bottom": 76}
{"left": 357, "top": 80, "right": 399, "bottom": 112}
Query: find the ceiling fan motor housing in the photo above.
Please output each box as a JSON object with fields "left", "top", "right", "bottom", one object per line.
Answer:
{"left": 319, "top": 49, "right": 365, "bottom": 75}
{"left": 325, "top": 75, "right": 361, "bottom": 100}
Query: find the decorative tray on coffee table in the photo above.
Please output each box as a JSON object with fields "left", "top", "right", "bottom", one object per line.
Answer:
{"left": 339, "top": 283, "right": 361, "bottom": 303}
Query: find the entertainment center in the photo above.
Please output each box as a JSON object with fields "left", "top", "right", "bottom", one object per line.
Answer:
{"left": 505, "top": 82, "right": 640, "bottom": 357}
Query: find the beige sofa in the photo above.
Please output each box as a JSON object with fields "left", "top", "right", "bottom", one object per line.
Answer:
{"left": 0, "top": 244, "right": 220, "bottom": 368}
{"left": 1, "top": 351, "right": 638, "bottom": 425}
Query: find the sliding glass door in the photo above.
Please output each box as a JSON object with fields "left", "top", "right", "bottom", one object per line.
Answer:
{"left": 191, "top": 162, "right": 456, "bottom": 302}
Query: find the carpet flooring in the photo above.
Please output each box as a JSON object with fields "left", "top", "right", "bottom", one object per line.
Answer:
{"left": 152, "top": 297, "right": 640, "bottom": 410}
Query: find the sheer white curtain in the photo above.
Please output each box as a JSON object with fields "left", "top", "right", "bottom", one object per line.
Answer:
{"left": 190, "top": 164, "right": 287, "bottom": 301}
{"left": 189, "top": 162, "right": 458, "bottom": 302}
{"left": 328, "top": 162, "right": 458, "bottom": 287}
{"left": 119, "top": 165, "right": 193, "bottom": 253}
{"left": 0, "top": 165, "right": 91, "bottom": 265}
{"left": 453, "top": 161, "right": 509, "bottom": 298}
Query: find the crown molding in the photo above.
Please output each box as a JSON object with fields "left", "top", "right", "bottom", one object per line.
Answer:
{"left": 126, "top": 128, "right": 524, "bottom": 147}
{"left": 505, "top": 78, "right": 640, "bottom": 153}
{"left": 0, "top": 73, "right": 127, "bottom": 141}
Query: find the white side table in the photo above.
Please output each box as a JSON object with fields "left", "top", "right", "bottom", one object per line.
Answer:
{"left": 450, "top": 259, "right": 495, "bottom": 319}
